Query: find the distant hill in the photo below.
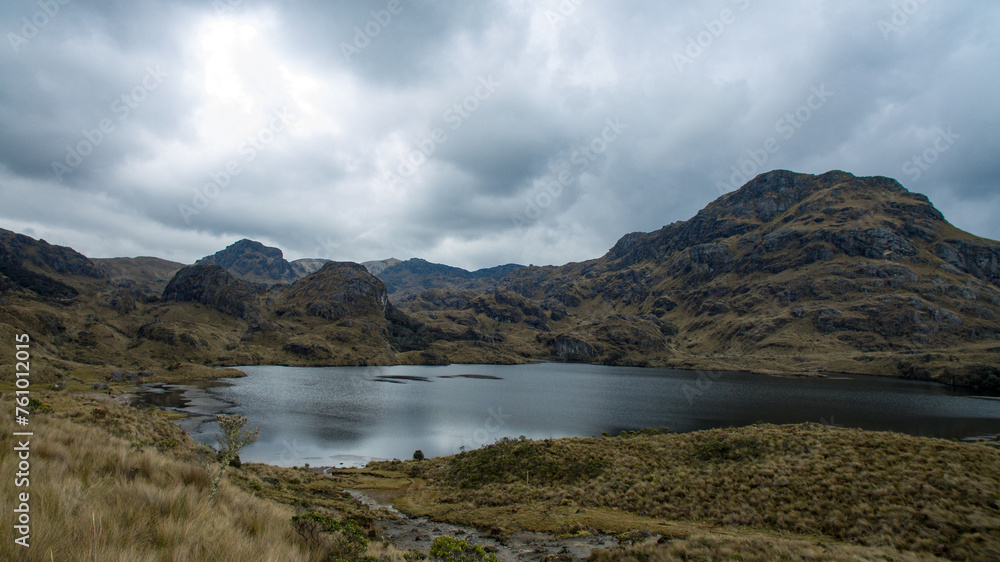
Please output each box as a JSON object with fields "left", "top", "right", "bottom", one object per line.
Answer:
{"left": 290, "top": 258, "right": 331, "bottom": 278}
{"left": 0, "top": 227, "right": 104, "bottom": 298}
{"left": 94, "top": 256, "right": 185, "bottom": 295}
{"left": 361, "top": 258, "right": 402, "bottom": 276}
{"left": 374, "top": 258, "right": 524, "bottom": 300}
{"left": 196, "top": 239, "right": 297, "bottom": 285}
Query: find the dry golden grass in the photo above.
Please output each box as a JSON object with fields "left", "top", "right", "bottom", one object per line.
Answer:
{"left": 587, "top": 533, "right": 941, "bottom": 561}
{"left": 0, "top": 392, "right": 402, "bottom": 561}
{"left": 378, "top": 424, "right": 1000, "bottom": 560}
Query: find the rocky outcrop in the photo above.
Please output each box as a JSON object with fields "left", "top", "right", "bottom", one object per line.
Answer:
{"left": 470, "top": 291, "right": 548, "bottom": 328}
{"left": 0, "top": 228, "right": 104, "bottom": 297}
{"left": 281, "top": 262, "right": 388, "bottom": 321}
{"left": 667, "top": 244, "right": 735, "bottom": 281}
{"left": 0, "top": 229, "right": 105, "bottom": 279}
{"left": 197, "top": 239, "right": 297, "bottom": 284}
{"left": 0, "top": 246, "right": 78, "bottom": 298}
{"left": 595, "top": 268, "right": 651, "bottom": 305}
{"left": 543, "top": 334, "right": 600, "bottom": 362}
{"left": 162, "top": 264, "right": 261, "bottom": 320}
{"left": 815, "top": 227, "right": 917, "bottom": 260}
{"left": 935, "top": 240, "right": 1000, "bottom": 287}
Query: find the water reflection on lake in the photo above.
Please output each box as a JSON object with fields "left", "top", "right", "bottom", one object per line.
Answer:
{"left": 135, "top": 363, "right": 1000, "bottom": 467}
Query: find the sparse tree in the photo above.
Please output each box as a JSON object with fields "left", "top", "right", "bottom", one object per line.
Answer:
{"left": 210, "top": 413, "right": 259, "bottom": 499}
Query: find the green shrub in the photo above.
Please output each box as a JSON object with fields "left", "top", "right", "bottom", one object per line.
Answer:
{"left": 429, "top": 535, "right": 499, "bottom": 562}
{"left": 413, "top": 449, "right": 425, "bottom": 460}
{"left": 27, "top": 397, "right": 53, "bottom": 413}
{"left": 291, "top": 511, "right": 372, "bottom": 561}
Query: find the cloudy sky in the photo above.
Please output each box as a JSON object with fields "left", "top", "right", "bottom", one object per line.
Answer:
{"left": 0, "top": 0, "right": 997, "bottom": 270}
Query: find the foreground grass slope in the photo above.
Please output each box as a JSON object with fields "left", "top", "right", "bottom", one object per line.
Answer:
{"left": 379, "top": 424, "right": 1000, "bottom": 560}
{"left": 0, "top": 393, "right": 397, "bottom": 561}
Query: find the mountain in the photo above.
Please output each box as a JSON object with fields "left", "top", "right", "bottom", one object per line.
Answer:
{"left": 196, "top": 239, "right": 298, "bottom": 285}
{"left": 374, "top": 258, "right": 525, "bottom": 300}
{"left": 0, "top": 227, "right": 104, "bottom": 298}
{"left": 290, "top": 258, "right": 331, "bottom": 278}
{"left": 361, "top": 258, "right": 402, "bottom": 276}
{"left": 94, "top": 256, "right": 185, "bottom": 295}
{"left": 1, "top": 170, "right": 997, "bottom": 389}
{"left": 394, "top": 170, "right": 1000, "bottom": 390}
{"left": 162, "top": 264, "right": 263, "bottom": 320}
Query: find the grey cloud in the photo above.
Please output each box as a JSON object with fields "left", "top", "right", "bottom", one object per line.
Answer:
{"left": 0, "top": 0, "right": 997, "bottom": 270}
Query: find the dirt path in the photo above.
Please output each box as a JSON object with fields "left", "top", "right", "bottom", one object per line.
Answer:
{"left": 346, "top": 490, "right": 622, "bottom": 561}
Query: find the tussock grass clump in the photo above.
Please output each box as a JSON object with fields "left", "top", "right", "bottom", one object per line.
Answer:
{"left": 385, "top": 423, "right": 1000, "bottom": 560}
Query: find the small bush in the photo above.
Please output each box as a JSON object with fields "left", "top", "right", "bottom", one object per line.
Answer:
{"left": 429, "top": 535, "right": 499, "bottom": 562}
{"left": 27, "top": 397, "right": 53, "bottom": 413}
{"left": 413, "top": 449, "right": 425, "bottom": 460}
{"left": 211, "top": 414, "right": 259, "bottom": 498}
{"left": 291, "top": 511, "right": 371, "bottom": 560}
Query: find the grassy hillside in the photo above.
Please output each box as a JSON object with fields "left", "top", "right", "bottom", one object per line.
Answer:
{"left": 376, "top": 424, "right": 1000, "bottom": 560}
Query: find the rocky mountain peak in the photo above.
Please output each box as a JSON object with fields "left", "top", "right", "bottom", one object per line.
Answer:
{"left": 196, "top": 239, "right": 297, "bottom": 285}
{"left": 607, "top": 170, "right": 948, "bottom": 267}
{"left": 0, "top": 228, "right": 105, "bottom": 279}
{"left": 279, "top": 261, "right": 389, "bottom": 321}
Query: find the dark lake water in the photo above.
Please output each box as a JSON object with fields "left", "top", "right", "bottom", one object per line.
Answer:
{"left": 135, "top": 363, "right": 1000, "bottom": 467}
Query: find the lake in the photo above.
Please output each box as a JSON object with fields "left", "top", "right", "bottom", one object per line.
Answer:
{"left": 135, "top": 363, "right": 1000, "bottom": 467}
